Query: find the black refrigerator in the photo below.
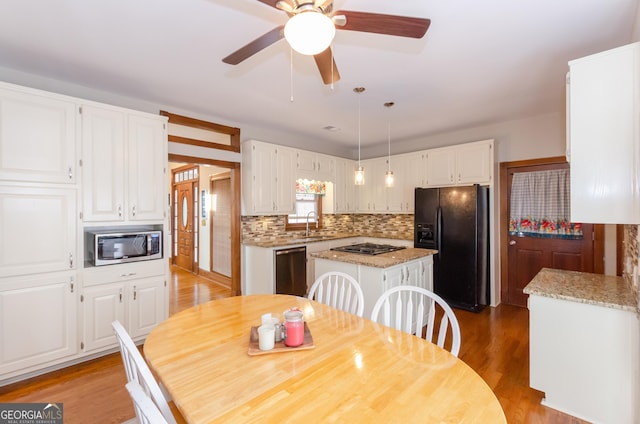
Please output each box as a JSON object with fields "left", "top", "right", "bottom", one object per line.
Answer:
{"left": 414, "top": 185, "right": 489, "bottom": 312}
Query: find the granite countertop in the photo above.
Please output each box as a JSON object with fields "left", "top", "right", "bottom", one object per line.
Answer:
{"left": 310, "top": 247, "right": 437, "bottom": 269}
{"left": 523, "top": 268, "right": 638, "bottom": 312}
{"left": 242, "top": 232, "right": 411, "bottom": 248}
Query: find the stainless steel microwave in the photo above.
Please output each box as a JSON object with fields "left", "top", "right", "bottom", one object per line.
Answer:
{"left": 86, "top": 230, "right": 162, "bottom": 266}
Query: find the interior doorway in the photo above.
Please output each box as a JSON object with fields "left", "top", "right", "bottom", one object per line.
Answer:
{"left": 499, "top": 157, "right": 604, "bottom": 307}
{"left": 162, "top": 110, "right": 241, "bottom": 296}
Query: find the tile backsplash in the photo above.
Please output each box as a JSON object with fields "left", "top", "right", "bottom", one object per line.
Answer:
{"left": 623, "top": 224, "right": 639, "bottom": 296}
{"left": 241, "top": 214, "right": 414, "bottom": 242}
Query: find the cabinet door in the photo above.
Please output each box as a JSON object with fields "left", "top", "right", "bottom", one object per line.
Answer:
{"left": 296, "top": 150, "right": 316, "bottom": 179}
{"left": 456, "top": 141, "right": 492, "bottom": 185}
{"left": 81, "top": 105, "right": 126, "bottom": 222}
{"left": 275, "top": 146, "right": 295, "bottom": 213}
{"left": 426, "top": 149, "right": 456, "bottom": 186}
{"left": 0, "top": 86, "right": 78, "bottom": 184}
{"left": 127, "top": 277, "right": 166, "bottom": 339}
{"left": 0, "top": 186, "right": 76, "bottom": 277}
{"left": 82, "top": 283, "right": 126, "bottom": 352}
{"left": 403, "top": 152, "right": 426, "bottom": 213}
{"left": 334, "top": 159, "right": 356, "bottom": 212}
{"left": 128, "top": 114, "right": 167, "bottom": 221}
{"left": 316, "top": 154, "right": 335, "bottom": 181}
{"left": 370, "top": 158, "right": 389, "bottom": 212}
{"left": 569, "top": 43, "right": 640, "bottom": 224}
{"left": 386, "top": 156, "right": 405, "bottom": 213}
{"left": 0, "top": 272, "right": 78, "bottom": 375}
{"left": 250, "top": 142, "right": 276, "bottom": 214}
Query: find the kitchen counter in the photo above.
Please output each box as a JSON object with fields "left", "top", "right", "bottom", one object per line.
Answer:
{"left": 310, "top": 247, "right": 437, "bottom": 269}
{"left": 523, "top": 267, "right": 637, "bottom": 312}
{"left": 242, "top": 232, "right": 411, "bottom": 248}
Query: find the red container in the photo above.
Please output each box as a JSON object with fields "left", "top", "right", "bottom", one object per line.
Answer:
{"left": 283, "top": 310, "right": 304, "bottom": 347}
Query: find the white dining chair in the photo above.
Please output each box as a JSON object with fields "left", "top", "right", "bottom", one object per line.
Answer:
{"left": 112, "top": 320, "right": 182, "bottom": 424}
{"left": 308, "top": 271, "right": 365, "bottom": 317}
{"left": 126, "top": 381, "right": 169, "bottom": 424}
{"left": 370, "top": 285, "right": 461, "bottom": 357}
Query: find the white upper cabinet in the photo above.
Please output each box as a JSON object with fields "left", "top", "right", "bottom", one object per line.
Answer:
{"left": 296, "top": 150, "right": 335, "bottom": 182}
{"left": 81, "top": 105, "right": 125, "bottom": 221}
{"left": 425, "top": 148, "right": 456, "bottom": 186}
{"left": 242, "top": 140, "right": 295, "bottom": 215}
{"left": 0, "top": 84, "right": 78, "bottom": 184}
{"left": 333, "top": 158, "right": 356, "bottom": 213}
{"left": 568, "top": 42, "right": 640, "bottom": 224}
{"left": 82, "top": 106, "right": 167, "bottom": 222}
{"left": 426, "top": 140, "right": 493, "bottom": 187}
{"left": 0, "top": 186, "right": 76, "bottom": 277}
{"left": 127, "top": 114, "right": 167, "bottom": 221}
{"left": 401, "top": 152, "right": 427, "bottom": 212}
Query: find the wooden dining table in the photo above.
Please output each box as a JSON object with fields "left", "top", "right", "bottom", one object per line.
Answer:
{"left": 144, "top": 294, "right": 506, "bottom": 423}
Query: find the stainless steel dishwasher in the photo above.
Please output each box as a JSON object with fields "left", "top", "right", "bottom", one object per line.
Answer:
{"left": 274, "top": 246, "right": 307, "bottom": 296}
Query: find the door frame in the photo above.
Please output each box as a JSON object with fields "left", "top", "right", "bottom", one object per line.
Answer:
{"left": 499, "top": 156, "right": 605, "bottom": 303}
{"left": 162, "top": 110, "right": 242, "bottom": 296}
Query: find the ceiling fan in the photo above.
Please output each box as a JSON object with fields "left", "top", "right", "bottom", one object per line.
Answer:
{"left": 222, "top": 0, "right": 431, "bottom": 85}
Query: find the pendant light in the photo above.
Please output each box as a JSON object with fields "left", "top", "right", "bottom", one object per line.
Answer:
{"left": 354, "top": 87, "right": 365, "bottom": 185}
{"left": 384, "top": 102, "right": 394, "bottom": 187}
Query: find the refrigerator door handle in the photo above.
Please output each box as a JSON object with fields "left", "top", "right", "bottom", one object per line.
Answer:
{"left": 436, "top": 206, "right": 443, "bottom": 255}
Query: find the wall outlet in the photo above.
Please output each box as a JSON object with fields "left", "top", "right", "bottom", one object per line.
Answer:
{"left": 251, "top": 222, "right": 257, "bottom": 232}
{"left": 262, "top": 221, "right": 268, "bottom": 230}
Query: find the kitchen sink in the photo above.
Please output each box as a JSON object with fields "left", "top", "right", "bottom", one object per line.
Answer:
{"left": 288, "top": 235, "right": 333, "bottom": 243}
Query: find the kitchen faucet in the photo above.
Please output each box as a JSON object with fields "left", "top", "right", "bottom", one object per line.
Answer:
{"left": 305, "top": 211, "right": 317, "bottom": 237}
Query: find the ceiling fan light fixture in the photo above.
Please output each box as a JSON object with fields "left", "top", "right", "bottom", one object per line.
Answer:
{"left": 284, "top": 11, "right": 335, "bottom": 56}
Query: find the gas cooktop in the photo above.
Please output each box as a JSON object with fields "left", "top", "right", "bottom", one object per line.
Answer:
{"left": 330, "top": 243, "right": 406, "bottom": 256}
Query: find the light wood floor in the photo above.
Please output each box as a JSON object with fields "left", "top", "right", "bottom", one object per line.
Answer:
{"left": 0, "top": 266, "right": 585, "bottom": 423}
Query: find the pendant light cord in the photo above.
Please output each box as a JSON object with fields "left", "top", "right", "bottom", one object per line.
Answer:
{"left": 358, "top": 94, "right": 361, "bottom": 167}
{"left": 387, "top": 122, "right": 391, "bottom": 171}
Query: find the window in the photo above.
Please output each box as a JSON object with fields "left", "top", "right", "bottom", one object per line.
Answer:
{"left": 286, "top": 193, "right": 323, "bottom": 231}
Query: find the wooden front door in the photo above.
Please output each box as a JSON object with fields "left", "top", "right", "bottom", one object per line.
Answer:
{"left": 502, "top": 160, "right": 600, "bottom": 307}
{"left": 176, "top": 181, "right": 195, "bottom": 271}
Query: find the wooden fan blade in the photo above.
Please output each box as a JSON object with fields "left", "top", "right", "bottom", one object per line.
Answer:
{"left": 314, "top": 47, "right": 340, "bottom": 85}
{"left": 222, "top": 26, "right": 285, "bottom": 65}
{"left": 256, "top": 0, "right": 280, "bottom": 9}
{"left": 334, "top": 10, "right": 430, "bottom": 38}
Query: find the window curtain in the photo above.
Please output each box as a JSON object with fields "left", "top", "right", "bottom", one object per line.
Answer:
{"left": 296, "top": 179, "right": 326, "bottom": 195}
{"left": 509, "top": 169, "right": 583, "bottom": 239}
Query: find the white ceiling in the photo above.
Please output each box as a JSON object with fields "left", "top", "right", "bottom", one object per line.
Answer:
{"left": 0, "top": 0, "right": 637, "bottom": 157}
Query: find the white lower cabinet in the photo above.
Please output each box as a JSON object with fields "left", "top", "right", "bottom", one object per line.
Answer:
{"left": 127, "top": 276, "right": 167, "bottom": 339}
{"left": 0, "top": 271, "right": 78, "bottom": 377}
{"left": 82, "top": 282, "right": 126, "bottom": 353}
{"left": 529, "top": 294, "right": 639, "bottom": 423}
{"left": 315, "top": 255, "right": 434, "bottom": 320}
{"left": 82, "top": 261, "right": 167, "bottom": 353}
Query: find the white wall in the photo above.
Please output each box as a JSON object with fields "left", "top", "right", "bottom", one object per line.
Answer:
{"left": 633, "top": 1, "right": 640, "bottom": 42}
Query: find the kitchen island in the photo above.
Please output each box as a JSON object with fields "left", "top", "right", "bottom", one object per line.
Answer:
{"left": 524, "top": 268, "right": 639, "bottom": 423}
{"left": 311, "top": 247, "right": 437, "bottom": 319}
{"left": 242, "top": 235, "right": 415, "bottom": 296}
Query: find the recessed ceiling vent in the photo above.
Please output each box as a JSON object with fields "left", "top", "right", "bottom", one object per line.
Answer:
{"left": 323, "top": 125, "right": 341, "bottom": 132}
